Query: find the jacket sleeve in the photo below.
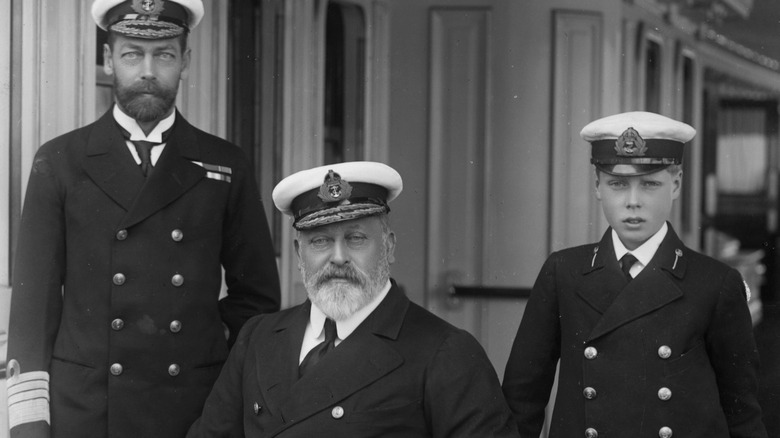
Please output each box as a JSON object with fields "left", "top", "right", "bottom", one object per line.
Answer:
{"left": 7, "top": 147, "right": 66, "bottom": 438}
{"left": 706, "top": 268, "right": 768, "bottom": 438}
{"left": 187, "top": 315, "right": 263, "bottom": 438}
{"left": 424, "top": 329, "right": 519, "bottom": 438}
{"left": 502, "top": 254, "right": 561, "bottom": 437}
{"left": 218, "top": 155, "right": 280, "bottom": 346}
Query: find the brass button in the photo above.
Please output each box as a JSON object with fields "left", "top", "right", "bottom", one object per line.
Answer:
{"left": 171, "top": 274, "right": 184, "bottom": 287}
{"left": 658, "top": 426, "right": 673, "bottom": 438}
{"left": 110, "top": 363, "right": 123, "bottom": 376}
{"left": 658, "top": 345, "right": 672, "bottom": 359}
{"left": 585, "top": 427, "right": 598, "bottom": 438}
{"left": 111, "top": 318, "right": 125, "bottom": 331}
{"left": 331, "top": 406, "right": 344, "bottom": 419}
{"left": 584, "top": 346, "right": 598, "bottom": 360}
{"left": 171, "top": 229, "right": 184, "bottom": 242}
{"left": 116, "top": 229, "right": 128, "bottom": 241}
{"left": 583, "top": 387, "right": 597, "bottom": 400}
{"left": 169, "top": 320, "right": 182, "bottom": 333}
{"left": 113, "top": 273, "right": 126, "bottom": 286}
{"left": 658, "top": 387, "right": 672, "bottom": 401}
{"left": 168, "top": 364, "right": 180, "bottom": 376}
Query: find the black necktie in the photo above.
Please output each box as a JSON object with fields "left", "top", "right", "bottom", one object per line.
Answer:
{"left": 620, "top": 253, "right": 638, "bottom": 282}
{"left": 132, "top": 140, "right": 159, "bottom": 177}
{"left": 299, "top": 318, "right": 338, "bottom": 377}
{"left": 118, "top": 124, "right": 172, "bottom": 177}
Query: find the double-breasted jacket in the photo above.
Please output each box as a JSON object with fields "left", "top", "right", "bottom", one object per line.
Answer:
{"left": 7, "top": 109, "right": 281, "bottom": 438}
{"left": 502, "top": 225, "right": 766, "bottom": 438}
{"left": 187, "top": 281, "right": 519, "bottom": 438}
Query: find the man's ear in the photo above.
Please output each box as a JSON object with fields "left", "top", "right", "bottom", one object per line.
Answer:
{"left": 671, "top": 170, "right": 683, "bottom": 200}
{"left": 179, "top": 48, "right": 192, "bottom": 81}
{"left": 386, "top": 231, "right": 397, "bottom": 264}
{"left": 103, "top": 43, "right": 114, "bottom": 76}
{"left": 594, "top": 174, "right": 602, "bottom": 201}
{"left": 294, "top": 238, "right": 301, "bottom": 260}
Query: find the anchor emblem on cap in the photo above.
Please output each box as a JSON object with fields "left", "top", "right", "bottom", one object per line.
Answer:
{"left": 133, "top": 0, "right": 165, "bottom": 15}
{"left": 318, "top": 170, "right": 353, "bottom": 203}
{"left": 614, "top": 127, "right": 647, "bottom": 157}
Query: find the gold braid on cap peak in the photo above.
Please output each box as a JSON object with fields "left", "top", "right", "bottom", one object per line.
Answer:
{"left": 111, "top": 20, "right": 185, "bottom": 38}
{"left": 295, "top": 203, "right": 389, "bottom": 230}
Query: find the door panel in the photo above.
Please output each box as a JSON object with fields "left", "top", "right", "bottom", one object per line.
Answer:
{"left": 426, "top": 8, "right": 490, "bottom": 337}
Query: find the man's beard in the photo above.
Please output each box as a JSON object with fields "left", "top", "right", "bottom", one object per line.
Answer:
{"left": 114, "top": 78, "right": 177, "bottom": 123}
{"left": 300, "top": 247, "right": 391, "bottom": 321}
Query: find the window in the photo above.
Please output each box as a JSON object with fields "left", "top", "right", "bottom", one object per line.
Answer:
{"left": 680, "top": 52, "right": 695, "bottom": 232}
{"left": 96, "top": 28, "right": 113, "bottom": 116}
{"left": 323, "top": 1, "right": 366, "bottom": 164}
{"left": 644, "top": 38, "right": 661, "bottom": 112}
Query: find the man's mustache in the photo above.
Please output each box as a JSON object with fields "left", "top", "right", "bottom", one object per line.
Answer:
{"left": 315, "top": 265, "right": 365, "bottom": 287}
{"left": 126, "top": 80, "right": 165, "bottom": 97}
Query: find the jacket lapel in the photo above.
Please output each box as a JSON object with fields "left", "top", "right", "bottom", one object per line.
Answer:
{"left": 576, "top": 230, "right": 627, "bottom": 313}
{"left": 271, "top": 283, "right": 407, "bottom": 436}
{"left": 118, "top": 113, "right": 206, "bottom": 229}
{"left": 255, "top": 303, "right": 310, "bottom": 426}
{"left": 587, "top": 225, "right": 687, "bottom": 341}
{"left": 82, "top": 110, "right": 147, "bottom": 211}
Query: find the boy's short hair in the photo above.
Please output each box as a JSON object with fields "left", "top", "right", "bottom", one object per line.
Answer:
{"left": 595, "top": 164, "right": 682, "bottom": 180}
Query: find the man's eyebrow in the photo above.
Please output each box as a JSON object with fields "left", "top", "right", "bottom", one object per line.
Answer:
{"left": 119, "top": 42, "right": 178, "bottom": 51}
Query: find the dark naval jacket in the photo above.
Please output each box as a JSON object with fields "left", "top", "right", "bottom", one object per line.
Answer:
{"left": 187, "top": 281, "right": 519, "bottom": 438}
{"left": 502, "top": 225, "right": 766, "bottom": 438}
{"left": 7, "top": 109, "right": 281, "bottom": 438}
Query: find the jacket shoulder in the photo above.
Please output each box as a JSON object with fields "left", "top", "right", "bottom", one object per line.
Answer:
{"left": 35, "top": 119, "right": 102, "bottom": 156}
{"left": 553, "top": 242, "right": 600, "bottom": 258}
{"left": 246, "top": 304, "right": 302, "bottom": 330}
{"left": 682, "top": 246, "right": 735, "bottom": 270}
{"left": 678, "top": 246, "right": 746, "bottom": 290}
{"left": 184, "top": 122, "right": 248, "bottom": 162}
{"left": 402, "top": 301, "right": 485, "bottom": 349}
{"left": 541, "top": 242, "right": 600, "bottom": 269}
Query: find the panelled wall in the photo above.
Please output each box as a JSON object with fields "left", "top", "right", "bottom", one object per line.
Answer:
{"left": 426, "top": 7, "right": 491, "bottom": 346}
{"left": 550, "top": 10, "right": 605, "bottom": 251}
{"left": 1, "top": 2, "right": 10, "bottom": 432}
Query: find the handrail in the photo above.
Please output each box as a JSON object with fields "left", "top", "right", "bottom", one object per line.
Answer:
{"left": 449, "top": 285, "right": 532, "bottom": 299}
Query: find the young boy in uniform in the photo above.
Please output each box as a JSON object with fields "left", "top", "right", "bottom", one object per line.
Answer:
{"left": 502, "top": 111, "right": 767, "bottom": 438}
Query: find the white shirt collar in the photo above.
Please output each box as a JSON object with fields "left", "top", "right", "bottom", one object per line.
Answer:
{"left": 612, "top": 222, "right": 668, "bottom": 269}
{"left": 113, "top": 104, "right": 176, "bottom": 143}
{"left": 309, "top": 280, "right": 392, "bottom": 342}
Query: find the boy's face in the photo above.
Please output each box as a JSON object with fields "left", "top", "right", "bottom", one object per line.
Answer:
{"left": 595, "top": 165, "right": 682, "bottom": 250}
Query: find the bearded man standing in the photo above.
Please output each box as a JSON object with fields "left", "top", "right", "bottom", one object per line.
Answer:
{"left": 5, "top": 1, "right": 280, "bottom": 437}
{"left": 186, "top": 161, "right": 518, "bottom": 438}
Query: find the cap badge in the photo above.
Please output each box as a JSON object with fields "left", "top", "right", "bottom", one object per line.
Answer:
{"left": 614, "top": 127, "right": 647, "bottom": 157}
{"left": 318, "top": 170, "right": 353, "bottom": 203}
{"left": 132, "top": 0, "right": 165, "bottom": 16}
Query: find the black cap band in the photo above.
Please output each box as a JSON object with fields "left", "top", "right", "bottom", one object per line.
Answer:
{"left": 590, "top": 139, "right": 684, "bottom": 166}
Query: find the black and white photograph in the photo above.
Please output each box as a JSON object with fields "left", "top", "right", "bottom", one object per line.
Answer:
{"left": 1, "top": 0, "right": 779, "bottom": 437}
